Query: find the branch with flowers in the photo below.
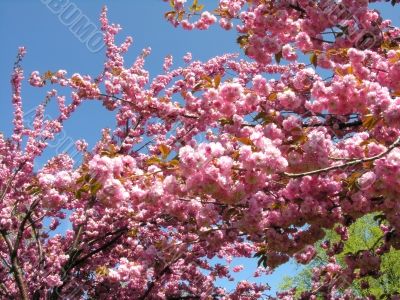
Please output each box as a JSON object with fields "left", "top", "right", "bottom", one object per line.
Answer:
{"left": 2, "top": 1, "right": 400, "bottom": 299}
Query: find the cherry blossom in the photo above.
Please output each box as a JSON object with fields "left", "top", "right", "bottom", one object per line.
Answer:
{"left": 1, "top": 1, "right": 400, "bottom": 299}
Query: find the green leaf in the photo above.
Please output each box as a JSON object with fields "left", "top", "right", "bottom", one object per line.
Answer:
{"left": 196, "top": 4, "right": 204, "bottom": 11}
{"left": 344, "top": 171, "right": 362, "bottom": 191}
{"left": 84, "top": 174, "right": 91, "bottom": 182}
{"left": 253, "top": 112, "right": 267, "bottom": 121}
{"left": 158, "top": 144, "right": 171, "bottom": 160}
{"left": 337, "top": 24, "right": 349, "bottom": 35}
{"left": 146, "top": 156, "right": 162, "bottom": 165}
{"left": 76, "top": 175, "right": 86, "bottom": 184}
{"left": 214, "top": 74, "right": 221, "bottom": 88}
{"left": 253, "top": 111, "right": 273, "bottom": 125}
{"left": 237, "top": 34, "right": 249, "bottom": 48}
{"left": 362, "top": 114, "right": 380, "bottom": 130}
{"left": 164, "top": 10, "right": 176, "bottom": 19}
{"left": 236, "top": 137, "right": 252, "bottom": 145}
{"left": 90, "top": 182, "right": 102, "bottom": 196}
{"left": 275, "top": 50, "right": 282, "bottom": 64}
{"left": 268, "top": 92, "right": 278, "bottom": 101}
{"left": 263, "top": 258, "right": 268, "bottom": 268}
{"left": 27, "top": 186, "right": 41, "bottom": 195}
{"left": 310, "top": 52, "right": 318, "bottom": 67}
{"left": 257, "top": 256, "right": 265, "bottom": 267}
{"left": 373, "top": 214, "right": 386, "bottom": 225}
{"left": 254, "top": 250, "right": 264, "bottom": 258}
{"left": 177, "top": 11, "right": 185, "bottom": 21}
{"left": 190, "top": 0, "right": 204, "bottom": 12}
{"left": 169, "top": 159, "right": 180, "bottom": 167}
{"left": 219, "top": 118, "right": 234, "bottom": 125}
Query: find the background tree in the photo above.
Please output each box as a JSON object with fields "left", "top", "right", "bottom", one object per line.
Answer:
{"left": 279, "top": 213, "right": 400, "bottom": 298}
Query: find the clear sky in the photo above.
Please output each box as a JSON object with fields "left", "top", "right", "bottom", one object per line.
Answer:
{"left": 0, "top": 0, "right": 399, "bottom": 296}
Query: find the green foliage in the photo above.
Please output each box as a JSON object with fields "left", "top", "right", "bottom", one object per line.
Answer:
{"left": 279, "top": 214, "right": 400, "bottom": 298}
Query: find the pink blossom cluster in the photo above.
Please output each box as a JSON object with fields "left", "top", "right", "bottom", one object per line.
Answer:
{"left": 2, "top": 1, "right": 400, "bottom": 299}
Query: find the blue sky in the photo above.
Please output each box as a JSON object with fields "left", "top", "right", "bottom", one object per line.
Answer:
{"left": 0, "top": 0, "right": 399, "bottom": 296}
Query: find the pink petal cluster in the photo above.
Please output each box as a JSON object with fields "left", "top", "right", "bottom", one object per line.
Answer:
{"left": 2, "top": 2, "right": 400, "bottom": 299}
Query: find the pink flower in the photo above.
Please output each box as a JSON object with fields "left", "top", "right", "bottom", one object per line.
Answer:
{"left": 232, "top": 265, "right": 244, "bottom": 272}
{"left": 282, "top": 44, "right": 297, "bottom": 61}
{"left": 183, "top": 52, "right": 192, "bottom": 63}
{"left": 219, "top": 82, "right": 243, "bottom": 102}
{"left": 18, "top": 46, "right": 27, "bottom": 56}
{"left": 294, "top": 245, "right": 316, "bottom": 264}
{"left": 296, "top": 32, "right": 313, "bottom": 52}
{"left": 38, "top": 173, "right": 56, "bottom": 186}
{"left": 46, "top": 275, "right": 63, "bottom": 287}
{"left": 219, "top": 17, "right": 233, "bottom": 30}
{"left": 195, "top": 11, "right": 217, "bottom": 30}
{"left": 217, "top": 156, "right": 233, "bottom": 173}
{"left": 75, "top": 139, "right": 88, "bottom": 152}
{"left": 99, "top": 178, "right": 129, "bottom": 205}
{"left": 252, "top": 75, "right": 270, "bottom": 95}
{"left": 49, "top": 218, "right": 60, "bottom": 231}
{"left": 348, "top": 48, "right": 366, "bottom": 63}
{"left": 277, "top": 90, "right": 301, "bottom": 109}
{"left": 163, "top": 55, "right": 173, "bottom": 72}
{"left": 29, "top": 71, "right": 44, "bottom": 87}
{"left": 357, "top": 171, "right": 376, "bottom": 190}
{"left": 181, "top": 20, "right": 195, "bottom": 30}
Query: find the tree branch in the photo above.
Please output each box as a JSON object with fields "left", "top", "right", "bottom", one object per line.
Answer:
{"left": 98, "top": 93, "right": 199, "bottom": 120}
{"left": 28, "top": 215, "right": 44, "bottom": 267}
{"left": 0, "top": 231, "right": 29, "bottom": 300}
{"left": 71, "top": 227, "right": 128, "bottom": 269}
{"left": 139, "top": 264, "right": 172, "bottom": 300}
{"left": 0, "top": 163, "right": 25, "bottom": 203}
{"left": 49, "top": 226, "right": 128, "bottom": 300}
{"left": 13, "top": 198, "right": 40, "bottom": 258}
{"left": 284, "top": 136, "right": 400, "bottom": 178}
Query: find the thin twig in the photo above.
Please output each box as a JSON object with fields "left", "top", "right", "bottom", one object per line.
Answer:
{"left": 284, "top": 137, "right": 400, "bottom": 178}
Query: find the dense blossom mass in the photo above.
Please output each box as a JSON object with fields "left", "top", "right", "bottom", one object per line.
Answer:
{"left": 1, "top": 0, "right": 400, "bottom": 299}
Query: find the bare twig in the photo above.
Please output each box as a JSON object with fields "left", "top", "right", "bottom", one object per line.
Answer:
{"left": 284, "top": 137, "right": 400, "bottom": 178}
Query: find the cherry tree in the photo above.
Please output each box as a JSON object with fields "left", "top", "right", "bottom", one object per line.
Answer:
{"left": 1, "top": 0, "right": 400, "bottom": 299}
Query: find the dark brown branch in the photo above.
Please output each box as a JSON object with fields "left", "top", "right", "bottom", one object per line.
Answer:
{"left": 132, "top": 140, "right": 153, "bottom": 153}
{"left": 0, "top": 283, "right": 10, "bottom": 298}
{"left": 303, "top": 119, "right": 362, "bottom": 129}
{"left": 71, "top": 227, "right": 128, "bottom": 269}
{"left": 49, "top": 227, "right": 128, "bottom": 300}
{"left": 118, "top": 115, "right": 143, "bottom": 154}
{"left": 139, "top": 264, "right": 172, "bottom": 300}
{"left": 98, "top": 93, "right": 199, "bottom": 120}
{"left": 28, "top": 215, "right": 44, "bottom": 267}
{"left": 288, "top": 3, "right": 307, "bottom": 16}
{"left": 85, "top": 226, "right": 129, "bottom": 247}
{"left": 0, "top": 163, "right": 25, "bottom": 203}
{"left": 178, "top": 197, "right": 247, "bottom": 208}
{"left": 0, "top": 253, "right": 11, "bottom": 270}
{"left": 0, "top": 198, "right": 40, "bottom": 300}
{"left": 0, "top": 231, "right": 29, "bottom": 300}
{"left": 311, "top": 37, "right": 334, "bottom": 44}
{"left": 49, "top": 197, "right": 96, "bottom": 300}
{"left": 13, "top": 198, "right": 40, "bottom": 258}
